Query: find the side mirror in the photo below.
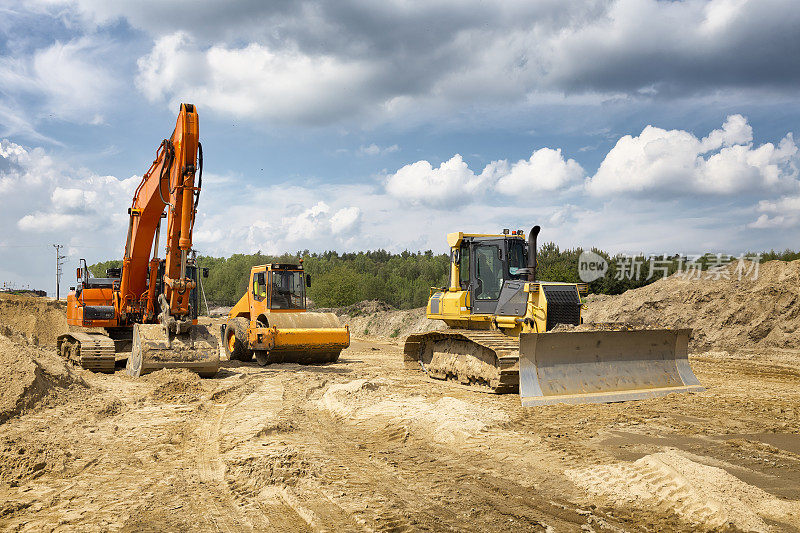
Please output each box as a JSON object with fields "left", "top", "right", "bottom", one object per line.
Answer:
{"left": 305, "top": 274, "right": 312, "bottom": 288}
{"left": 76, "top": 268, "right": 82, "bottom": 281}
{"left": 202, "top": 267, "right": 209, "bottom": 278}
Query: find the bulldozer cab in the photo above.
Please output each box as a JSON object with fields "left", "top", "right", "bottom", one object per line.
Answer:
{"left": 458, "top": 235, "right": 528, "bottom": 314}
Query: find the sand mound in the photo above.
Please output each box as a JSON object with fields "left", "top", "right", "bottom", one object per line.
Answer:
{"left": 326, "top": 300, "right": 446, "bottom": 340}
{"left": 0, "top": 294, "right": 68, "bottom": 346}
{"left": 318, "top": 379, "right": 507, "bottom": 444}
{"left": 0, "top": 335, "right": 84, "bottom": 424}
{"left": 146, "top": 369, "right": 204, "bottom": 403}
{"left": 567, "top": 448, "right": 800, "bottom": 531}
{"left": 583, "top": 260, "right": 800, "bottom": 352}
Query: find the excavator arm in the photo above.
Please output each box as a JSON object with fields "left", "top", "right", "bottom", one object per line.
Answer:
{"left": 119, "top": 103, "right": 201, "bottom": 326}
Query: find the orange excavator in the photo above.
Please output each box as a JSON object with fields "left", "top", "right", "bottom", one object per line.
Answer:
{"left": 57, "top": 104, "right": 219, "bottom": 377}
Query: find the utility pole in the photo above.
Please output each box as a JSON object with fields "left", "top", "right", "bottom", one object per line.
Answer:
{"left": 52, "top": 244, "right": 65, "bottom": 300}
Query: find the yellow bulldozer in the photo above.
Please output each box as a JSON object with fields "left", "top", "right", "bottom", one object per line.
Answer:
{"left": 403, "top": 226, "right": 704, "bottom": 406}
{"left": 221, "top": 262, "right": 350, "bottom": 365}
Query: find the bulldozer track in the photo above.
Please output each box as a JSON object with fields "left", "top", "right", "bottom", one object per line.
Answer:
{"left": 404, "top": 329, "right": 520, "bottom": 393}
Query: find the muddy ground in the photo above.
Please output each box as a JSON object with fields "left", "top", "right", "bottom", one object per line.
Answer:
{"left": 0, "top": 326, "right": 798, "bottom": 532}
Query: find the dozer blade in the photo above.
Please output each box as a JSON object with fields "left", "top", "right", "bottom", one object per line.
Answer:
{"left": 518, "top": 329, "right": 704, "bottom": 406}
{"left": 127, "top": 323, "right": 220, "bottom": 378}
{"left": 259, "top": 312, "right": 349, "bottom": 365}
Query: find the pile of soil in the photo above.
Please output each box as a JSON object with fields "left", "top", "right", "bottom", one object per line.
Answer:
{"left": 0, "top": 335, "right": 83, "bottom": 424}
{"left": 146, "top": 369, "right": 204, "bottom": 403}
{"left": 327, "top": 300, "right": 446, "bottom": 341}
{"left": 0, "top": 294, "right": 68, "bottom": 346}
{"left": 583, "top": 260, "right": 800, "bottom": 352}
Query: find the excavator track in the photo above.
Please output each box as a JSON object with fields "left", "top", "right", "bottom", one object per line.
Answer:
{"left": 404, "top": 329, "right": 520, "bottom": 393}
{"left": 56, "top": 332, "right": 116, "bottom": 373}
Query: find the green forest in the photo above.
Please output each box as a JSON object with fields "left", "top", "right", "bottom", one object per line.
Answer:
{"left": 89, "top": 245, "right": 798, "bottom": 311}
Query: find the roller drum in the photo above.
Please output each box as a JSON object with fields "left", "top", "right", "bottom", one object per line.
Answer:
{"left": 256, "top": 311, "right": 349, "bottom": 365}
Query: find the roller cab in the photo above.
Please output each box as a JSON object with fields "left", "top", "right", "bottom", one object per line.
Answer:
{"left": 223, "top": 263, "right": 349, "bottom": 365}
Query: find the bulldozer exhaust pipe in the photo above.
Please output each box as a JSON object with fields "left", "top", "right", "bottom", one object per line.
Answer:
{"left": 528, "top": 225, "right": 540, "bottom": 282}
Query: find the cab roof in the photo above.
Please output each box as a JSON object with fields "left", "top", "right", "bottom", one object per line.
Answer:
{"left": 252, "top": 263, "right": 304, "bottom": 272}
{"left": 446, "top": 231, "right": 526, "bottom": 248}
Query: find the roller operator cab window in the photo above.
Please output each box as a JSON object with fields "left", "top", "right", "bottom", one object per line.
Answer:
{"left": 270, "top": 271, "right": 306, "bottom": 310}
{"left": 507, "top": 240, "right": 527, "bottom": 279}
{"left": 252, "top": 272, "right": 267, "bottom": 301}
{"left": 475, "top": 245, "right": 503, "bottom": 300}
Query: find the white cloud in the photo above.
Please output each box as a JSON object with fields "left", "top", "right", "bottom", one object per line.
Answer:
{"left": 586, "top": 115, "right": 799, "bottom": 196}
{"left": 749, "top": 195, "right": 800, "bottom": 229}
{"left": 330, "top": 207, "right": 361, "bottom": 234}
{"left": 0, "top": 139, "right": 137, "bottom": 236}
{"left": 0, "top": 36, "right": 119, "bottom": 130}
{"left": 281, "top": 201, "right": 331, "bottom": 242}
{"left": 386, "top": 148, "right": 584, "bottom": 205}
{"left": 136, "top": 32, "right": 377, "bottom": 124}
{"left": 385, "top": 154, "right": 492, "bottom": 207}
{"left": 41, "top": 0, "right": 800, "bottom": 127}
{"left": 0, "top": 138, "right": 140, "bottom": 292}
{"left": 495, "top": 148, "right": 585, "bottom": 194}
{"left": 357, "top": 143, "right": 399, "bottom": 156}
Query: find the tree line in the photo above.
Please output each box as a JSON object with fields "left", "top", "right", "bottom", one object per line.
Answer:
{"left": 88, "top": 245, "right": 798, "bottom": 311}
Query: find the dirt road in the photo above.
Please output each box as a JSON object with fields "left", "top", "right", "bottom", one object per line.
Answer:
{"left": 2, "top": 332, "right": 800, "bottom": 532}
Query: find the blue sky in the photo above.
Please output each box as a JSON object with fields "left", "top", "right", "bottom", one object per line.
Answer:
{"left": 1, "top": 0, "right": 799, "bottom": 295}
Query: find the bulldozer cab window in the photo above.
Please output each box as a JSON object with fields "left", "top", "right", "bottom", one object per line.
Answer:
{"left": 507, "top": 240, "right": 527, "bottom": 279}
{"left": 253, "top": 272, "right": 267, "bottom": 301}
{"left": 459, "top": 243, "right": 470, "bottom": 289}
{"left": 269, "top": 271, "right": 305, "bottom": 310}
{"left": 474, "top": 244, "right": 503, "bottom": 300}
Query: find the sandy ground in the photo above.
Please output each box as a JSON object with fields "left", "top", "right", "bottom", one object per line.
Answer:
{"left": 1, "top": 322, "right": 799, "bottom": 532}
{"left": 3, "top": 264, "right": 800, "bottom": 533}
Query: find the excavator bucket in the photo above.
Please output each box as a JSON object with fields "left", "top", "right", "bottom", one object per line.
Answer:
{"left": 518, "top": 329, "right": 704, "bottom": 406}
{"left": 127, "top": 323, "right": 220, "bottom": 378}
{"left": 256, "top": 312, "right": 349, "bottom": 364}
